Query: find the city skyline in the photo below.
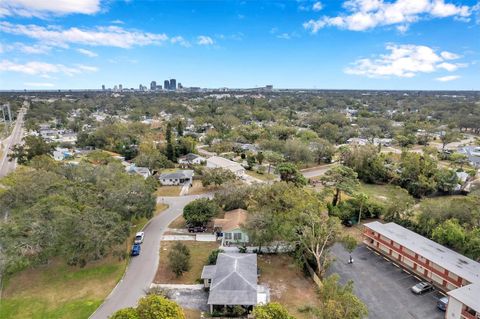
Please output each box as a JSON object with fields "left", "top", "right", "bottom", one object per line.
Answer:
{"left": 0, "top": 0, "right": 479, "bottom": 90}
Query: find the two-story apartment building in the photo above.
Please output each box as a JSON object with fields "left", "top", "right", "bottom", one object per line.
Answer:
{"left": 363, "top": 222, "right": 480, "bottom": 319}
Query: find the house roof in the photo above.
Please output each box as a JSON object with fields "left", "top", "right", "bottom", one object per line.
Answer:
{"left": 206, "top": 253, "right": 257, "bottom": 306}
{"left": 207, "top": 156, "right": 244, "bottom": 171}
{"left": 448, "top": 283, "right": 480, "bottom": 312}
{"left": 159, "top": 170, "right": 193, "bottom": 180}
{"left": 214, "top": 209, "right": 248, "bottom": 232}
{"left": 201, "top": 265, "right": 217, "bottom": 279}
{"left": 364, "top": 222, "right": 480, "bottom": 285}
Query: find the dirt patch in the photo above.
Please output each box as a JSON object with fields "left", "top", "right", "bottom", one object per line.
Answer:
{"left": 154, "top": 241, "right": 219, "bottom": 284}
{"left": 258, "top": 254, "right": 318, "bottom": 318}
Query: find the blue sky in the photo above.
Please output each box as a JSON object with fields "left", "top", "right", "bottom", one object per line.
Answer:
{"left": 0, "top": 0, "right": 479, "bottom": 90}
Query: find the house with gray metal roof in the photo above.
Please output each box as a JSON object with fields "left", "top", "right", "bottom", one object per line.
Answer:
{"left": 201, "top": 253, "right": 269, "bottom": 313}
{"left": 158, "top": 170, "right": 193, "bottom": 186}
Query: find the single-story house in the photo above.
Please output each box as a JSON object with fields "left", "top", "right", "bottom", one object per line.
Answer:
{"left": 178, "top": 153, "right": 206, "bottom": 166}
{"left": 201, "top": 253, "right": 269, "bottom": 313}
{"left": 206, "top": 156, "right": 245, "bottom": 177}
{"left": 53, "top": 147, "right": 73, "bottom": 161}
{"left": 214, "top": 209, "right": 249, "bottom": 245}
{"left": 459, "top": 146, "right": 480, "bottom": 168}
{"left": 159, "top": 169, "right": 194, "bottom": 186}
{"left": 346, "top": 137, "right": 368, "bottom": 146}
{"left": 126, "top": 164, "right": 151, "bottom": 179}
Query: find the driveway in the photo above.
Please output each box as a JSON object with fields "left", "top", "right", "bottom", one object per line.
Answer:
{"left": 328, "top": 243, "right": 445, "bottom": 319}
{"left": 0, "top": 107, "right": 26, "bottom": 178}
{"left": 90, "top": 194, "right": 211, "bottom": 319}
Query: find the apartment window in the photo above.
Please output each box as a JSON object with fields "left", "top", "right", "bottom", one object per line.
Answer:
{"left": 234, "top": 233, "right": 242, "bottom": 240}
{"left": 224, "top": 233, "right": 232, "bottom": 240}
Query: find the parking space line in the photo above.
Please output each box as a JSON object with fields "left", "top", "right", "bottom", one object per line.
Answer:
{"left": 383, "top": 257, "right": 390, "bottom": 262}
{"left": 414, "top": 276, "right": 422, "bottom": 281}
{"left": 403, "top": 269, "right": 411, "bottom": 275}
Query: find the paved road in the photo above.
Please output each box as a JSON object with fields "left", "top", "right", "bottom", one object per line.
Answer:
{"left": 90, "top": 194, "right": 211, "bottom": 319}
{"left": 301, "top": 163, "right": 335, "bottom": 179}
{"left": 0, "top": 107, "right": 26, "bottom": 178}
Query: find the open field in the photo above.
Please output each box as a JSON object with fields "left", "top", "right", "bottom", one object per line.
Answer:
{"left": 187, "top": 180, "right": 211, "bottom": 195}
{"left": 258, "top": 254, "right": 318, "bottom": 319}
{"left": 358, "top": 182, "right": 414, "bottom": 204}
{"left": 0, "top": 257, "right": 126, "bottom": 319}
{"left": 0, "top": 203, "right": 169, "bottom": 319}
{"left": 154, "top": 241, "right": 219, "bottom": 284}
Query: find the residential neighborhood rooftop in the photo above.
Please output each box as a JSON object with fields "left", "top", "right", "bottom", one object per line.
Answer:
{"left": 364, "top": 221, "right": 480, "bottom": 285}
{"left": 447, "top": 283, "right": 480, "bottom": 312}
{"left": 204, "top": 253, "right": 258, "bottom": 306}
{"left": 159, "top": 170, "right": 194, "bottom": 180}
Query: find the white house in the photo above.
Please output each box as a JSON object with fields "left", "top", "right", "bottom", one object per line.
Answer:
{"left": 206, "top": 156, "right": 245, "bottom": 177}
{"left": 158, "top": 170, "right": 194, "bottom": 186}
{"left": 178, "top": 153, "right": 206, "bottom": 166}
{"left": 214, "top": 208, "right": 250, "bottom": 246}
{"left": 53, "top": 147, "right": 72, "bottom": 161}
{"left": 125, "top": 164, "right": 151, "bottom": 179}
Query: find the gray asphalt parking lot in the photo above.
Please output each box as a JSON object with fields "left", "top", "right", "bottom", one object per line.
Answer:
{"left": 328, "top": 243, "right": 447, "bottom": 319}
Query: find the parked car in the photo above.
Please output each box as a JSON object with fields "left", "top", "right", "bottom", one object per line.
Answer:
{"left": 188, "top": 225, "right": 206, "bottom": 233}
{"left": 134, "top": 231, "right": 145, "bottom": 244}
{"left": 131, "top": 243, "right": 141, "bottom": 256}
{"left": 411, "top": 282, "right": 433, "bottom": 294}
{"left": 437, "top": 296, "right": 448, "bottom": 311}
{"left": 342, "top": 219, "right": 353, "bottom": 227}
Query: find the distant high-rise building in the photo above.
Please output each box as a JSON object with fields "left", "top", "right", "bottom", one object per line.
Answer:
{"left": 157, "top": 85, "right": 162, "bottom": 90}
{"left": 164, "top": 80, "right": 170, "bottom": 90}
{"left": 114, "top": 85, "right": 118, "bottom": 91}
{"left": 169, "top": 79, "right": 176, "bottom": 91}
{"left": 150, "top": 81, "right": 157, "bottom": 91}
{"left": 178, "top": 83, "right": 183, "bottom": 89}
{"left": 102, "top": 84, "right": 105, "bottom": 91}
{"left": 119, "top": 84, "right": 123, "bottom": 91}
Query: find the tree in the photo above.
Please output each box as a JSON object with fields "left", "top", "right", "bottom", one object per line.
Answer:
{"left": 206, "top": 249, "right": 224, "bottom": 265}
{"left": 295, "top": 204, "right": 342, "bottom": 278}
{"left": 263, "top": 151, "right": 284, "bottom": 174}
{"left": 246, "top": 154, "right": 256, "bottom": 170}
{"left": 341, "top": 235, "right": 358, "bottom": 262}
{"left": 354, "top": 193, "right": 368, "bottom": 225}
{"left": 310, "top": 138, "right": 335, "bottom": 164}
{"left": 397, "top": 152, "right": 438, "bottom": 198}
{"left": 8, "top": 135, "right": 55, "bottom": 165}
{"left": 320, "top": 165, "right": 359, "bottom": 206}
{"left": 432, "top": 219, "right": 466, "bottom": 251}
{"left": 435, "top": 169, "right": 459, "bottom": 194}
{"left": 168, "top": 242, "right": 191, "bottom": 278}
{"left": 202, "top": 168, "right": 237, "bottom": 187}
{"left": 136, "top": 295, "right": 185, "bottom": 319}
{"left": 305, "top": 274, "right": 368, "bottom": 319}
{"left": 110, "top": 308, "right": 139, "bottom": 319}
{"left": 165, "top": 122, "right": 175, "bottom": 161}
{"left": 276, "top": 162, "right": 307, "bottom": 186}
{"left": 177, "top": 120, "right": 184, "bottom": 136}
{"left": 252, "top": 303, "right": 294, "bottom": 319}
{"left": 183, "top": 198, "right": 219, "bottom": 226}
{"left": 440, "top": 130, "right": 459, "bottom": 152}
{"left": 256, "top": 152, "right": 265, "bottom": 165}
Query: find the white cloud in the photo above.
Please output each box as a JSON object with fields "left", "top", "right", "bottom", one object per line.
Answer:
{"left": 313, "top": 2, "right": 323, "bottom": 11}
{"left": 197, "top": 35, "right": 214, "bottom": 46}
{"left": 0, "top": 59, "right": 98, "bottom": 76}
{"left": 111, "top": 19, "right": 124, "bottom": 24}
{"left": 344, "top": 44, "right": 465, "bottom": 78}
{"left": 435, "top": 75, "right": 460, "bottom": 81}
{"left": 277, "top": 33, "right": 292, "bottom": 40}
{"left": 0, "top": 0, "right": 100, "bottom": 18}
{"left": 0, "top": 22, "right": 169, "bottom": 49}
{"left": 170, "top": 36, "right": 191, "bottom": 47}
{"left": 1, "top": 42, "right": 52, "bottom": 54}
{"left": 76, "top": 48, "right": 98, "bottom": 57}
{"left": 440, "top": 51, "right": 461, "bottom": 60}
{"left": 24, "top": 82, "right": 55, "bottom": 87}
{"left": 304, "top": 0, "right": 473, "bottom": 32}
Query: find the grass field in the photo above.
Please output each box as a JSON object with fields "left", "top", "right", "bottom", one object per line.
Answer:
{"left": 246, "top": 170, "right": 276, "bottom": 181}
{"left": 154, "top": 241, "right": 219, "bottom": 284}
{"left": 0, "top": 257, "right": 126, "bottom": 319}
{"left": 0, "top": 203, "right": 169, "bottom": 319}
{"left": 258, "top": 254, "right": 318, "bottom": 319}
{"left": 187, "top": 180, "right": 211, "bottom": 195}
{"left": 358, "top": 182, "right": 414, "bottom": 204}
{"left": 156, "top": 185, "right": 182, "bottom": 196}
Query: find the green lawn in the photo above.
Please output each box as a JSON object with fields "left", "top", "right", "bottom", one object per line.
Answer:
{"left": 246, "top": 170, "right": 276, "bottom": 181}
{"left": 0, "top": 258, "right": 126, "bottom": 319}
{"left": 358, "top": 182, "right": 414, "bottom": 204}
{"left": 0, "top": 204, "right": 169, "bottom": 319}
